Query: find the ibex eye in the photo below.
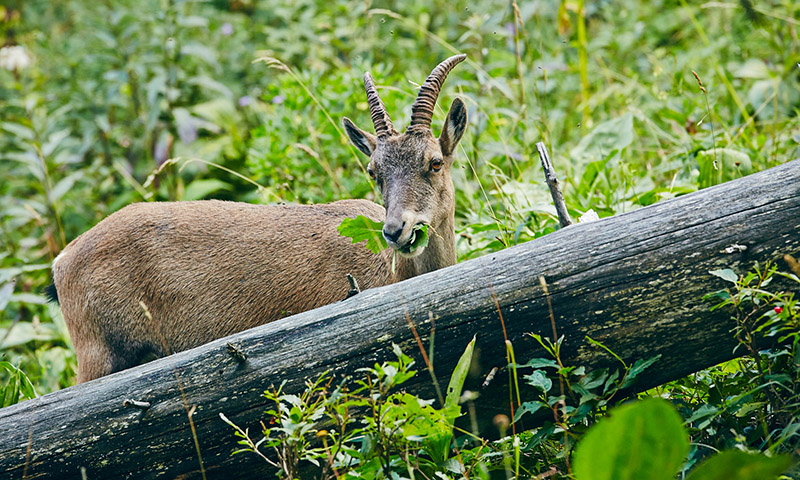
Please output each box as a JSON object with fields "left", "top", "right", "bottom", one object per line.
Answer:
{"left": 367, "top": 168, "right": 376, "bottom": 179}
{"left": 430, "top": 159, "right": 443, "bottom": 172}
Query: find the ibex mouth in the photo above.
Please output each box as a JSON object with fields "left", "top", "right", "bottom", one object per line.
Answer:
{"left": 396, "top": 223, "right": 429, "bottom": 257}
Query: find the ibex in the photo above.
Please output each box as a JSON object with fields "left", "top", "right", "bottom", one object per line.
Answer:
{"left": 50, "top": 54, "right": 468, "bottom": 383}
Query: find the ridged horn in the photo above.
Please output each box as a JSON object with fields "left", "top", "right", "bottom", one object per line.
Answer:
{"left": 408, "top": 54, "right": 467, "bottom": 133}
{"left": 364, "top": 72, "right": 397, "bottom": 139}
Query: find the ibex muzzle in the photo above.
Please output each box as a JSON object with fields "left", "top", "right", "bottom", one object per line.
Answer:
{"left": 51, "top": 55, "right": 468, "bottom": 382}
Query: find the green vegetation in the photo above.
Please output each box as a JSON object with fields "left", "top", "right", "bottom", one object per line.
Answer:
{"left": 1, "top": 0, "right": 798, "bottom": 477}
{"left": 222, "top": 339, "right": 476, "bottom": 479}
{"left": 220, "top": 262, "right": 799, "bottom": 478}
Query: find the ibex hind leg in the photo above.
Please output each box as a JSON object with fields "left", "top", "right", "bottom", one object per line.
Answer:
{"left": 74, "top": 341, "right": 116, "bottom": 383}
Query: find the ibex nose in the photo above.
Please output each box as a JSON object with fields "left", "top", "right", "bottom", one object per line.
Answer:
{"left": 383, "top": 221, "right": 405, "bottom": 244}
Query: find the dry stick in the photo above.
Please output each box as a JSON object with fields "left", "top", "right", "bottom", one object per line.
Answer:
{"left": 122, "top": 399, "right": 151, "bottom": 410}
{"left": 345, "top": 274, "right": 360, "bottom": 299}
{"left": 23, "top": 424, "right": 32, "bottom": 480}
{"left": 536, "top": 142, "right": 572, "bottom": 228}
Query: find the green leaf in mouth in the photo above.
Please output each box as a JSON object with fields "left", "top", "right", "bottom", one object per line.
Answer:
{"left": 400, "top": 224, "right": 429, "bottom": 254}
{"left": 337, "top": 217, "right": 428, "bottom": 256}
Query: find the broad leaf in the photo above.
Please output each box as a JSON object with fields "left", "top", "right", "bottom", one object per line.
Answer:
{"left": 709, "top": 269, "right": 738, "bottom": 284}
{"left": 0, "top": 281, "right": 14, "bottom": 312}
{"left": 337, "top": 215, "right": 387, "bottom": 254}
{"left": 620, "top": 354, "right": 661, "bottom": 389}
{"left": 513, "top": 401, "right": 547, "bottom": 423}
{"left": 514, "top": 358, "right": 559, "bottom": 370}
{"left": 573, "top": 398, "right": 689, "bottom": 480}
{"left": 685, "top": 450, "right": 791, "bottom": 480}
{"left": 524, "top": 370, "right": 552, "bottom": 394}
{"left": 444, "top": 336, "right": 475, "bottom": 416}
{"left": 570, "top": 113, "right": 634, "bottom": 165}
{"left": 182, "top": 179, "right": 231, "bottom": 201}
{"left": 428, "top": 336, "right": 476, "bottom": 464}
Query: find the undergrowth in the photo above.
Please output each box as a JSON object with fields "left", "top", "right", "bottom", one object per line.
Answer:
{"left": 1, "top": 0, "right": 799, "bottom": 476}
{"left": 220, "top": 260, "right": 799, "bottom": 479}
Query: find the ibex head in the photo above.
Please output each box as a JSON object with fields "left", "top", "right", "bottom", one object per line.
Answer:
{"left": 343, "top": 54, "right": 467, "bottom": 257}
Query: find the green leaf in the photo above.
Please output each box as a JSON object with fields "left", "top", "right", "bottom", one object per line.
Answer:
{"left": 0, "top": 264, "right": 51, "bottom": 284}
{"left": 0, "top": 322, "right": 62, "bottom": 349}
{"left": 430, "top": 335, "right": 474, "bottom": 465}
{"left": 180, "top": 43, "right": 220, "bottom": 68}
{"left": 444, "top": 336, "right": 475, "bottom": 416}
{"left": 709, "top": 269, "right": 738, "bottom": 284}
{"left": 182, "top": 179, "right": 232, "bottom": 201}
{"left": 734, "top": 59, "right": 771, "bottom": 79}
{"left": 570, "top": 113, "right": 634, "bottom": 164}
{"left": 18, "top": 370, "right": 37, "bottom": 401}
{"left": 735, "top": 401, "right": 765, "bottom": 418}
{"left": 514, "top": 358, "right": 559, "bottom": 369}
{"left": 685, "top": 450, "right": 791, "bottom": 480}
{"left": 1, "top": 122, "right": 34, "bottom": 141}
{"left": 703, "top": 289, "right": 731, "bottom": 303}
{"left": 50, "top": 171, "right": 83, "bottom": 202}
{"left": 0, "top": 281, "right": 14, "bottom": 312}
{"left": 513, "top": 401, "right": 546, "bottom": 423}
{"left": 0, "top": 361, "right": 36, "bottom": 406}
{"left": 10, "top": 293, "right": 48, "bottom": 305}
{"left": 620, "top": 354, "right": 661, "bottom": 389}
{"left": 684, "top": 404, "right": 719, "bottom": 425}
{"left": 696, "top": 149, "right": 753, "bottom": 188}
{"left": 524, "top": 370, "right": 552, "bottom": 394}
{"left": 337, "top": 215, "right": 387, "bottom": 254}
{"left": 573, "top": 398, "right": 689, "bottom": 480}
{"left": 400, "top": 224, "right": 429, "bottom": 254}
{"left": 576, "top": 369, "right": 609, "bottom": 391}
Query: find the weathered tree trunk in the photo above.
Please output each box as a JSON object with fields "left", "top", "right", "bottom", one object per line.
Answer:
{"left": 1, "top": 160, "right": 798, "bottom": 479}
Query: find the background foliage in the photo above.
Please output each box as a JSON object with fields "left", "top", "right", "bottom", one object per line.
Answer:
{"left": 1, "top": 0, "right": 798, "bottom": 477}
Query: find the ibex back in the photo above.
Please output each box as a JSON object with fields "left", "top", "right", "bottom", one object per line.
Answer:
{"left": 51, "top": 55, "right": 468, "bottom": 382}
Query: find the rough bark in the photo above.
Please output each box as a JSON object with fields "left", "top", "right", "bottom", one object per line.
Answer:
{"left": 1, "top": 160, "right": 798, "bottom": 479}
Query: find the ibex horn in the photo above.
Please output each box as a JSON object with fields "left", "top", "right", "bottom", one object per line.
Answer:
{"left": 408, "top": 54, "right": 467, "bottom": 133}
{"left": 364, "top": 72, "right": 397, "bottom": 139}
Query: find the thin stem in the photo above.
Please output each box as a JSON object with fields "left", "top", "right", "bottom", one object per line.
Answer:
{"left": 510, "top": 0, "right": 526, "bottom": 118}
{"left": 576, "top": 0, "right": 590, "bottom": 125}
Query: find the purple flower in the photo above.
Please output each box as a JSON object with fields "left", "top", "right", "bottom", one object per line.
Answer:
{"left": 177, "top": 122, "right": 197, "bottom": 145}
{"left": 238, "top": 95, "right": 253, "bottom": 107}
{"left": 271, "top": 95, "right": 285, "bottom": 105}
{"left": 220, "top": 23, "right": 233, "bottom": 36}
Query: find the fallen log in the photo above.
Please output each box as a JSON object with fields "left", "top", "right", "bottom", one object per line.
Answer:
{"left": 1, "top": 159, "right": 798, "bottom": 479}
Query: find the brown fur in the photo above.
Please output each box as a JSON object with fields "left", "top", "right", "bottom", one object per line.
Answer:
{"left": 54, "top": 56, "right": 468, "bottom": 383}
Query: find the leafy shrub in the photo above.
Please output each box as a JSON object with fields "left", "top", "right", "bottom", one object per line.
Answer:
{"left": 222, "top": 339, "right": 478, "bottom": 479}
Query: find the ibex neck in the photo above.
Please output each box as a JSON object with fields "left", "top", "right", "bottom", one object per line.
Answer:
{"left": 392, "top": 216, "right": 456, "bottom": 282}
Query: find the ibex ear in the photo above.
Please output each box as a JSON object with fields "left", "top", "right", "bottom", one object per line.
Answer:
{"left": 343, "top": 117, "right": 377, "bottom": 156}
{"left": 439, "top": 97, "right": 467, "bottom": 157}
